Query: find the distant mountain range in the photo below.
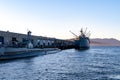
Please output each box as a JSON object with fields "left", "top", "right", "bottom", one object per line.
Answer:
{"left": 90, "top": 38, "right": 120, "bottom": 46}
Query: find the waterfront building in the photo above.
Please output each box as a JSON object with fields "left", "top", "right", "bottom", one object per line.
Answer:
{"left": 0, "top": 30, "right": 74, "bottom": 48}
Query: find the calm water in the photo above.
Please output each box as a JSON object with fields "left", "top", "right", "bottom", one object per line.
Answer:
{"left": 0, "top": 46, "right": 120, "bottom": 80}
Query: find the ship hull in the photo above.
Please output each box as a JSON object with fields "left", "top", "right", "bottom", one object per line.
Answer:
{"left": 75, "top": 38, "right": 90, "bottom": 50}
{"left": 0, "top": 48, "right": 60, "bottom": 60}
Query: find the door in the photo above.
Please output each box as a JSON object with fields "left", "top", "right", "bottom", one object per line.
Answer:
{"left": 0, "top": 36, "right": 4, "bottom": 44}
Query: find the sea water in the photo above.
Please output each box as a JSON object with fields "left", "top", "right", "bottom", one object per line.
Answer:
{"left": 0, "top": 46, "right": 120, "bottom": 80}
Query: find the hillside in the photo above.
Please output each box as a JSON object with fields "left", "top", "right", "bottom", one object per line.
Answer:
{"left": 90, "top": 38, "right": 120, "bottom": 46}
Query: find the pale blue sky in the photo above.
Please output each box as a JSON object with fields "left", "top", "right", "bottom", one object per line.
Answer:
{"left": 0, "top": 0, "right": 120, "bottom": 40}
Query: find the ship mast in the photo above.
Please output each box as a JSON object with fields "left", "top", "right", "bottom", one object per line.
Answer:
{"left": 69, "top": 31, "right": 78, "bottom": 37}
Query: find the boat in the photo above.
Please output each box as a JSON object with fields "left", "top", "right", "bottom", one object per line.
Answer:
{"left": 0, "top": 47, "right": 60, "bottom": 60}
{"left": 70, "top": 28, "right": 90, "bottom": 50}
{"left": 0, "top": 31, "right": 60, "bottom": 60}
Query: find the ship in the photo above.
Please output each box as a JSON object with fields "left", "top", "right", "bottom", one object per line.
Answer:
{"left": 70, "top": 28, "right": 90, "bottom": 50}
{"left": 0, "top": 47, "right": 60, "bottom": 60}
{"left": 0, "top": 31, "right": 60, "bottom": 60}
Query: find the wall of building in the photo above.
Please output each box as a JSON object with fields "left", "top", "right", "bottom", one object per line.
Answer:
{"left": 0, "top": 30, "right": 74, "bottom": 48}
{"left": 0, "top": 31, "right": 58, "bottom": 47}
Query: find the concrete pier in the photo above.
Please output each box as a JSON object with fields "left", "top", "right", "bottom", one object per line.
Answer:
{"left": 0, "top": 30, "right": 74, "bottom": 49}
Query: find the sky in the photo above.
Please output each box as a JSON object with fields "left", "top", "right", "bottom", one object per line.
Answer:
{"left": 0, "top": 0, "right": 120, "bottom": 40}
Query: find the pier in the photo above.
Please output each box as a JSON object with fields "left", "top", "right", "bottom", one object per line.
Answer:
{"left": 0, "top": 30, "right": 74, "bottom": 50}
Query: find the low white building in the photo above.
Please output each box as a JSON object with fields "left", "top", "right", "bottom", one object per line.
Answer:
{"left": 0, "top": 30, "right": 74, "bottom": 48}
{"left": 0, "top": 30, "right": 55, "bottom": 48}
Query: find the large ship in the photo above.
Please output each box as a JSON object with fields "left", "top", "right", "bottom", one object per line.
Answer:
{"left": 70, "top": 28, "right": 90, "bottom": 50}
